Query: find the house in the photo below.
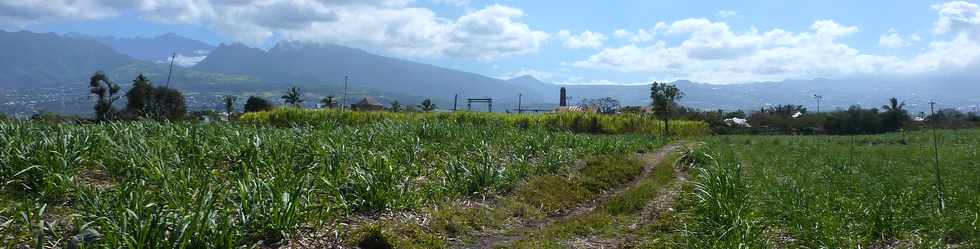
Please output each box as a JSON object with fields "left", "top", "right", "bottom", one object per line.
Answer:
{"left": 352, "top": 97, "right": 385, "bottom": 111}
{"left": 554, "top": 105, "right": 598, "bottom": 113}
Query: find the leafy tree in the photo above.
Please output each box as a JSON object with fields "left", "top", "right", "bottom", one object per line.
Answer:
{"left": 123, "top": 74, "right": 186, "bottom": 120}
{"left": 281, "top": 87, "right": 304, "bottom": 107}
{"left": 580, "top": 97, "right": 621, "bottom": 114}
{"left": 320, "top": 95, "right": 338, "bottom": 109}
{"left": 244, "top": 96, "right": 274, "bottom": 113}
{"left": 880, "top": 97, "right": 910, "bottom": 132}
{"left": 650, "top": 82, "right": 683, "bottom": 136}
{"left": 223, "top": 95, "right": 238, "bottom": 115}
{"left": 824, "top": 106, "right": 882, "bottom": 135}
{"left": 390, "top": 100, "right": 403, "bottom": 112}
{"left": 152, "top": 87, "right": 187, "bottom": 120}
{"left": 126, "top": 74, "right": 154, "bottom": 117}
{"left": 419, "top": 99, "right": 437, "bottom": 112}
{"left": 89, "top": 71, "right": 122, "bottom": 121}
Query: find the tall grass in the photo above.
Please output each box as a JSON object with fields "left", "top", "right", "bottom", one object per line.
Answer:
{"left": 680, "top": 130, "right": 980, "bottom": 248}
{"left": 240, "top": 108, "right": 710, "bottom": 137}
{"left": 0, "top": 119, "right": 663, "bottom": 248}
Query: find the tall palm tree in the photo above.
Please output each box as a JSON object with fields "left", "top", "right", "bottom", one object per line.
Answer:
{"left": 882, "top": 97, "right": 906, "bottom": 113}
{"left": 881, "top": 97, "right": 910, "bottom": 132}
{"left": 281, "top": 87, "right": 304, "bottom": 107}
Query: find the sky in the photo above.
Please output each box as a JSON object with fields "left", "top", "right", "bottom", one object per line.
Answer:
{"left": 2, "top": 0, "right": 980, "bottom": 85}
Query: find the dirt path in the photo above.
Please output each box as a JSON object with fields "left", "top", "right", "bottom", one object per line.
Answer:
{"left": 467, "top": 143, "right": 687, "bottom": 249}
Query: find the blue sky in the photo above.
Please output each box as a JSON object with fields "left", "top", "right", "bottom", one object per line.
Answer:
{"left": 3, "top": 0, "right": 979, "bottom": 84}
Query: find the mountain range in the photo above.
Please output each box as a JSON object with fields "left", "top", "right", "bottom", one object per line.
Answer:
{"left": 0, "top": 30, "right": 977, "bottom": 115}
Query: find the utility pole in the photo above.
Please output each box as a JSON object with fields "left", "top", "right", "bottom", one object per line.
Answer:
{"left": 929, "top": 101, "right": 946, "bottom": 212}
{"left": 518, "top": 94, "right": 523, "bottom": 114}
{"left": 813, "top": 94, "right": 823, "bottom": 113}
{"left": 343, "top": 76, "right": 349, "bottom": 111}
{"left": 166, "top": 52, "right": 176, "bottom": 88}
{"left": 453, "top": 94, "right": 458, "bottom": 112}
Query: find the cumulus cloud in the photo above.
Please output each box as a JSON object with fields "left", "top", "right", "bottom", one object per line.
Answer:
{"left": 613, "top": 28, "right": 656, "bottom": 43}
{"left": 573, "top": 16, "right": 980, "bottom": 84}
{"left": 933, "top": 1, "right": 980, "bottom": 36}
{"left": 557, "top": 30, "right": 607, "bottom": 49}
{"left": 879, "top": 29, "right": 921, "bottom": 48}
{"left": 0, "top": 0, "right": 546, "bottom": 60}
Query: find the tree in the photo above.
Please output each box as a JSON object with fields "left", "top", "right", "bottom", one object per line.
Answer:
{"left": 89, "top": 71, "right": 121, "bottom": 121}
{"left": 281, "top": 87, "right": 304, "bottom": 107}
{"left": 223, "top": 95, "right": 238, "bottom": 115}
{"left": 880, "top": 97, "right": 910, "bottom": 132}
{"left": 152, "top": 87, "right": 187, "bottom": 120}
{"left": 580, "top": 97, "right": 621, "bottom": 114}
{"left": 650, "top": 82, "right": 683, "bottom": 136}
{"left": 390, "top": 100, "right": 403, "bottom": 112}
{"left": 123, "top": 74, "right": 187, "bottom": 120}
{"left": 244, "top": 96, "right": 274, "bottom": 113}
{"left": 320, "top": 95, "right": 338, "bottom": 109}
{"left": 126, "top": 74, "right": 154, "bottom": 117}
{"left": 419, "top": 99, "right": 437, "bottom": 112}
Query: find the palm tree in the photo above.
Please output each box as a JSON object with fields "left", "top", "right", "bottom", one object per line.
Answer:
{"left": 419, "top": 99, "right": 437, "bottom": 112}
{"left": 882, "top": 97, "right": 906, "bottom": 113}
{"left": 320, "top": 95, "right": 338, "bottom": 109}
{"left": 281, "top": 87, "right": 303, "bottom": 107}
{"left": 881, "top": 97, "right": 910, "bottom": 132}
{"left": 650, "top": 82, "right": 683, "bottom": 137}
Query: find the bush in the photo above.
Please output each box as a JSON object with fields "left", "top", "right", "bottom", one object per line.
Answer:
{"left": 244, "top": 96, "right": 275, "bottom": 113}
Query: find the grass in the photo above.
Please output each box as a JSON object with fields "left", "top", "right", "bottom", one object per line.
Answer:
{"left": 344, "top": 154, "right": 655, "bottom": 248}
{"left": 0, "top": 117, "right": 667, "bottom": 248}
{"left": 672, "top": 130, "right": 980, "bottom": 248}
{"left": 240, "top": 108, "right": 711, "bottom": 137}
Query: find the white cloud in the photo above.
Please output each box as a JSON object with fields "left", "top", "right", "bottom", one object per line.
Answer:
{"left": 0, "top": 0, "right": 546, "bottom": 60}
{"left": 502, "top": 69, "right": 554, "bottom": 80}
{"left": 557, "top": 30, "right": 607, "bottom": 49}
{"left": 430, "top": 0, "right": 470, "bottom": 7}
{"left": 717, "top": 10, "right": 739, "bottom": 18}
{"left": 933, "top": 1, "right": 980, "bottom": 36}
{"left": 158, "top": 54, "right": 208, "bottom": 67}
{"left": 879, "top": 29, "right": 921, "bottom": 48}
{"left": 613, "top": 28, "right": 656, "bottom": 43}
{"left": 574, "top": 17, "right": 980, "bottom": 84}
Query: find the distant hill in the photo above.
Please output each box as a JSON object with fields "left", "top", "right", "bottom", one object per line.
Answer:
{"left": 194, "top": 42, "right": 543, "bottom": 103}
{"left": 66, "top": 32, "right": 214, "bottom": 64}
{"left": 1, "top": 30, "right": 977, "bottom": 115}
{"left": 524, "top": 76, "right": 980, "bottom": 113}
{"left": 0, "top": 30, "right": 137, "bottom": 87}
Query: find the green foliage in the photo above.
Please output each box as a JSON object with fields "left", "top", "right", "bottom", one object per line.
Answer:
{"left": 240, "top": 108, "right": 710, "bottom": 137}
{"left": 0, "top": 119, "right": 661, "bottom": 247}
{"left": 678, "top": 131, "right": 980, "bottom": 247}
{"left": 650, "top": 82, "right": 683, "bottom": 136}
{"left": 223, "top": 95, "right": 238, "bottom": 115}
{"left": 319, "top": 95, "right": 338, "bottom": 109}
{"left": 88, "top": 71, "right": 122, "bottom": 121}
{"left": 281, "top": 87, "right": 303, "bottom": 107}
{"left": 243, "top": 96, "right": 274, "bottom": 113}
{"left": 124, "top": 74, "right": 188, "bottom": 121}
{"left": 419, "top": 99, "right": 437, "bottom": 112}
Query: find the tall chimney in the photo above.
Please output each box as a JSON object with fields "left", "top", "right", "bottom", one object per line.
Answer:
{"left": 560, "top": 87, "right": 567, "bottom": 107}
